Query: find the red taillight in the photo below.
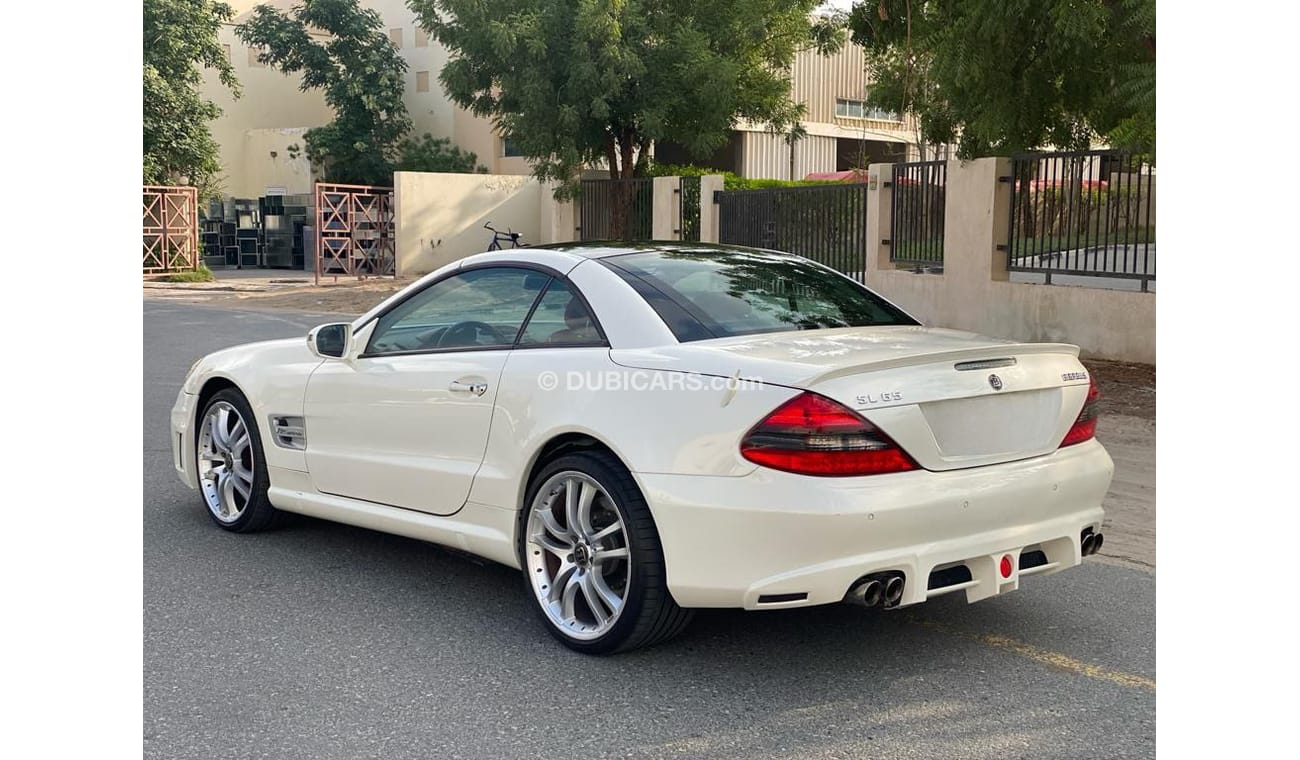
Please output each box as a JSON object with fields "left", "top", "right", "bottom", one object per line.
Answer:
{"left": 1060, "top": 376, "right": 1101, "bottom": 447}
{"left": 740, "top": 392, "right": 919, "bottom": 476}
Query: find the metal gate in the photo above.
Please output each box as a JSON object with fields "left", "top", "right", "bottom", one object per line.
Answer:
{"left": 314, "top": 182, "right": 396, "bottom": 283}
{"left": 717, "top": 183, "right": 869, "bottom": 282}
{"left": 143, "top": 186, "right": 198, "bottom": 273}
{"left": 577, "top": 179, "right": 653, "bottom": 241}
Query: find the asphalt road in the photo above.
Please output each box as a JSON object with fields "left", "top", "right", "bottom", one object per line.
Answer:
{"left": 144, "top": 301, "right": 1155, "bottom": 760}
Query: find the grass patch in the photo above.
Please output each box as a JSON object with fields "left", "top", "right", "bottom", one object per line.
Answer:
{"left": 159, "top": 265, "right": 215, "bottom": 283}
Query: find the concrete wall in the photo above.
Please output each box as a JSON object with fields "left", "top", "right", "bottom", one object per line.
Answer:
{"left": 203, "top": 14, "right": 333, "bottom": 197}
{"left": 239, "top": 128, "right": 315, "bottom": 196}
{"left": 394, "top": 172, "right": 585, "bottom": 276}
{"left": 865, "top": 158, "right": 1155, "bottom": 363}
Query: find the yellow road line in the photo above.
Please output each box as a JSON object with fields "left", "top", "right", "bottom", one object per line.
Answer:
{"left": 909, "top": 618, "right": 1156, "bottom": 692}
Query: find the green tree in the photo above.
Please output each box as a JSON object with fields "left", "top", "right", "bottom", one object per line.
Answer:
{"left": 848, "top": 0, "right": 1155, "bottom": 158}
{"left": 236, "top": 0, "right": 412, "bottom": 185}
{"left": 143, "top": 0, "right": 240, "bottom": 199}
{"left": 410, "top": 0, "right": 843, "bottom": 232}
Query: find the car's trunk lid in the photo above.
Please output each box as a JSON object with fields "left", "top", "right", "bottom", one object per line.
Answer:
{"left": 610, "top": 326, "right": 1093, "bottom": 470}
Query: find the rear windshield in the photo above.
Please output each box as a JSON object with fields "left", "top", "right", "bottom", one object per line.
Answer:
{"left": 601, "top": 249, "right": 918, "bottom": 342}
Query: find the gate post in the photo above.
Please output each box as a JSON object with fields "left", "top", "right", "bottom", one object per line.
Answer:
{"left": 699, "top": 174, "right": 724, "bottom": 243}
{"left": 941, "top": 157, "right": 1011, "bottom": 284}
{"left": 866, "top": 164, "right": 893, "bottom": 280}
{"left": 651, "top": 176, "right": 678, "bottom": 240}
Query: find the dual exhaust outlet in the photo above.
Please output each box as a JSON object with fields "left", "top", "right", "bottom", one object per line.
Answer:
{"left": 1081, "top": 530, "right": 1105, "bottom": 557}
{"left": 847, "top": 531, "right": 1102, "bottom": 609}
{"left": 846, "top": 571, "right": 905, "bottom": 609}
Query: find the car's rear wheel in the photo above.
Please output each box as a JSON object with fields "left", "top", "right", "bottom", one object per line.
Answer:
{"left": 196, "top": 389, "right": 279, "bottom": 532}
{"left": 520, "top": 451, "right": 693, "bottom": 654}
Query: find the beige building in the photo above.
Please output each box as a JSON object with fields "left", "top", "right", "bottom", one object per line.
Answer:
{"left": 201, "top": 3, "right": 918, "bottom": 196}
{"left": 203, "top": 0, "right": 524, "bottom": 198}
{"left": 655, "top": 43, "right": 922, "bottom": 179}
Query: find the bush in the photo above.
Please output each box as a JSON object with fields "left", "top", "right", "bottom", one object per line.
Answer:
{"left": 394, "top": 133, "right": 488, "bottom": 174}
{"left": 643, "top": 161, "right": 847, "bottom": 191}
{"left": 160, "top": 265, "right": 215, "bottom": 283}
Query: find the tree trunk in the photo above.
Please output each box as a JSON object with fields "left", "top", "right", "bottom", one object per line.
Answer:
{"left": 607, "top": 131, "right": 639, "bottom": 240}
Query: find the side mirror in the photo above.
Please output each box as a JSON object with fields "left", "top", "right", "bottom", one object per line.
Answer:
{"left": 307, "top": 323, "right": 352, "bottom": 359}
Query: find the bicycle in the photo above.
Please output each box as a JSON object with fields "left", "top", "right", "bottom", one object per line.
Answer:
{"left": 484, "top": 221, "right": 525, "bottom": 250}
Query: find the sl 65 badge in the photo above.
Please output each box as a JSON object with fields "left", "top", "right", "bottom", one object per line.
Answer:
{"left": 1061, "top": 371, "right": 1088, "bottom": 382}
{"left": 856, "top": 391, "right": 903, "bottom": 405}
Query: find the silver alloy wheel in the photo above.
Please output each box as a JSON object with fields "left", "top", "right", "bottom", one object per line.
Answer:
{"left": 196, "top": 401, "right": 256, "bottom": 524}
{"left": 525, "top": 471, "right": 631, "bottom": 641}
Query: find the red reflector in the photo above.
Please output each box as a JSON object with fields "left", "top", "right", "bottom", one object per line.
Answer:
{"left": 1061, "top": 376, "right": 1100, "bottom": 448}
{"left": 1000, "top": 555, "right": 1013, "bottom": 578}
{"left": 740, "top": 392, "right": 919, "bottom": 477}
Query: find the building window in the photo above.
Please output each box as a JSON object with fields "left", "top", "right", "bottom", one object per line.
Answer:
{"left": 835, "top": 97, "right": 900, "bottom": 122}
{"left": 389, "top": 28, "right": 403, "bottom": 48}
{"left": 247, "top": 46, "right": 266, "bottom": 68}
{"left": 416, "top": 71, "right": 430, "bottom": 93}
{"left": 415, "top": 27, "right": 428, "bottom": 47}
{"left": 502, "top": 138, "right": 523, "bottom": 157}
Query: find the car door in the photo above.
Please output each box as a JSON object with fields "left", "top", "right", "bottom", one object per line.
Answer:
{"left": 302, "top": 266, "right": 550, "bottom": 515}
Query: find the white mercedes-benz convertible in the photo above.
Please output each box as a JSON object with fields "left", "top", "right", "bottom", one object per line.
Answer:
{"left": 171, "top": 243, "right": 1112, "bottom": 653}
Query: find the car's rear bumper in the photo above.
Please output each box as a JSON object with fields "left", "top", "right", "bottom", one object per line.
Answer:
{"left": 636, "top": 439, "right": 1113, "bottom": 610}
{"left": 170, "top": 390, "right": 199, "bottom": 489}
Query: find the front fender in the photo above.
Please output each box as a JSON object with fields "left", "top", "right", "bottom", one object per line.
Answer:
{"left": 182, "top": 338, "right": 324, "bottom": 474}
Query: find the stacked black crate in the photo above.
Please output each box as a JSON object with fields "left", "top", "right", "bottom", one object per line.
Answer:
{"left": 259, "top": 194, "right": 314, "bottom": 269}
{"left": 233, "top": 198, "right": 261, "bottom": 268}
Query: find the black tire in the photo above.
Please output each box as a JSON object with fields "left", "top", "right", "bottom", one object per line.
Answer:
{"left": 518, "top": 450, "right": 694, "bottom": 654}
{"left": 195, "top": 388, "right": 280, "bottom": 533}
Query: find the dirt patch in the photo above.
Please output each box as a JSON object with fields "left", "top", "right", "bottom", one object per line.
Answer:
{"left": 145, "top": 277, "right": 411, "bottom": 315}
{"left": 1081, "top": 359, "right": 1155, "bottom": 420}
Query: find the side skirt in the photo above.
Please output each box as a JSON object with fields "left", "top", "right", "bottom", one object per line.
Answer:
{"left": 267, "top": 469, "right": 520, "bottom": 569}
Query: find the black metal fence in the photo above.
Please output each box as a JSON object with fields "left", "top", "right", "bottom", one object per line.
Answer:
{"left": 1006, "top": 150, "right": 1155, "bottom": 289}
{"left": 717, "top": 183, "right": 869, "bottom": 282}
{"left": 578, "top": 178, "right": 654, "bottom": 241}
{"left": 677, "top": 176, "right": 701, "bottom": 241}
{"left": 888, "top": 161, "right": 946, "bottom": 269}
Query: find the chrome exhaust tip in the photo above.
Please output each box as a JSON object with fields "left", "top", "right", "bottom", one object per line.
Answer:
{"left": 847, "top": 579, "right": 883, "bottom": 607}
{"left": 1092, "top": 532, "right": 1104, "bottom": 554}
{"left": 1081, "top": 532, "right": 1096, "bottom": 556}
{"left": 884, "top": 576, "right": 905, "bottom": 606}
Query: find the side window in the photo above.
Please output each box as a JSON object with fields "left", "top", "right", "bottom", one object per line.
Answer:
{"left": 518, "top": 280, "right": 604, "bottom": 346}
{"left": 366, "top": 267, "right": 548, "bottom": 355}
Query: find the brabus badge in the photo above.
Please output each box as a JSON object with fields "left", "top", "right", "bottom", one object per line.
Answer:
{"left": 988, "top": 374, "right": 1004, "bottom": 391}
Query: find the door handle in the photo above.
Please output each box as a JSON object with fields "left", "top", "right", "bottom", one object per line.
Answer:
{"left": 449, "top": 380, "right": 489, "bottom": 396}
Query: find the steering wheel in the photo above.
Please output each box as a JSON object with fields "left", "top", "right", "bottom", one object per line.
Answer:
{"left": 436, "top": 320, "right": 508, "bottom": 348}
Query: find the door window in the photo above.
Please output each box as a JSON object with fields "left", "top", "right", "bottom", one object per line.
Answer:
{"left": 517, "top": 280, "right": 605, "bottom": 346}
{"left": 366, "top": 267, "right": 549, "bottom": 355}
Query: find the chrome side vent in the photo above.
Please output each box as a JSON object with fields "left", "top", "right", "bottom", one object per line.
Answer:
{"left": 269, "top": 415, "right": 307, "bottom": 450}
{"left": 954, "top": 357, "right": 1017, "bottom": 371}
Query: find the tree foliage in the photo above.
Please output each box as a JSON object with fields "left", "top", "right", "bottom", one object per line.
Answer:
{"left": 143, "top": 0, "right": 240, "bottom": 198}
{"left": 395, "top": 134, "right": 488, "bottom": 174}
{"left": 236, "top": 0, "right": 413, "bottom": 185}
{"left": 848, "top": 0, "right": 1155, "bottom": 158}
{"left": 410, "top": 0, "right": 844, "bottom": 194}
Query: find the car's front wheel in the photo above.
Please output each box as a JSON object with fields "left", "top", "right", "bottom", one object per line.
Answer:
{"left": 520, "top": 451, "right": 693, "bottom": 654}
{"left": 196, "top": 388, "right": 279, "bottom": 532}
